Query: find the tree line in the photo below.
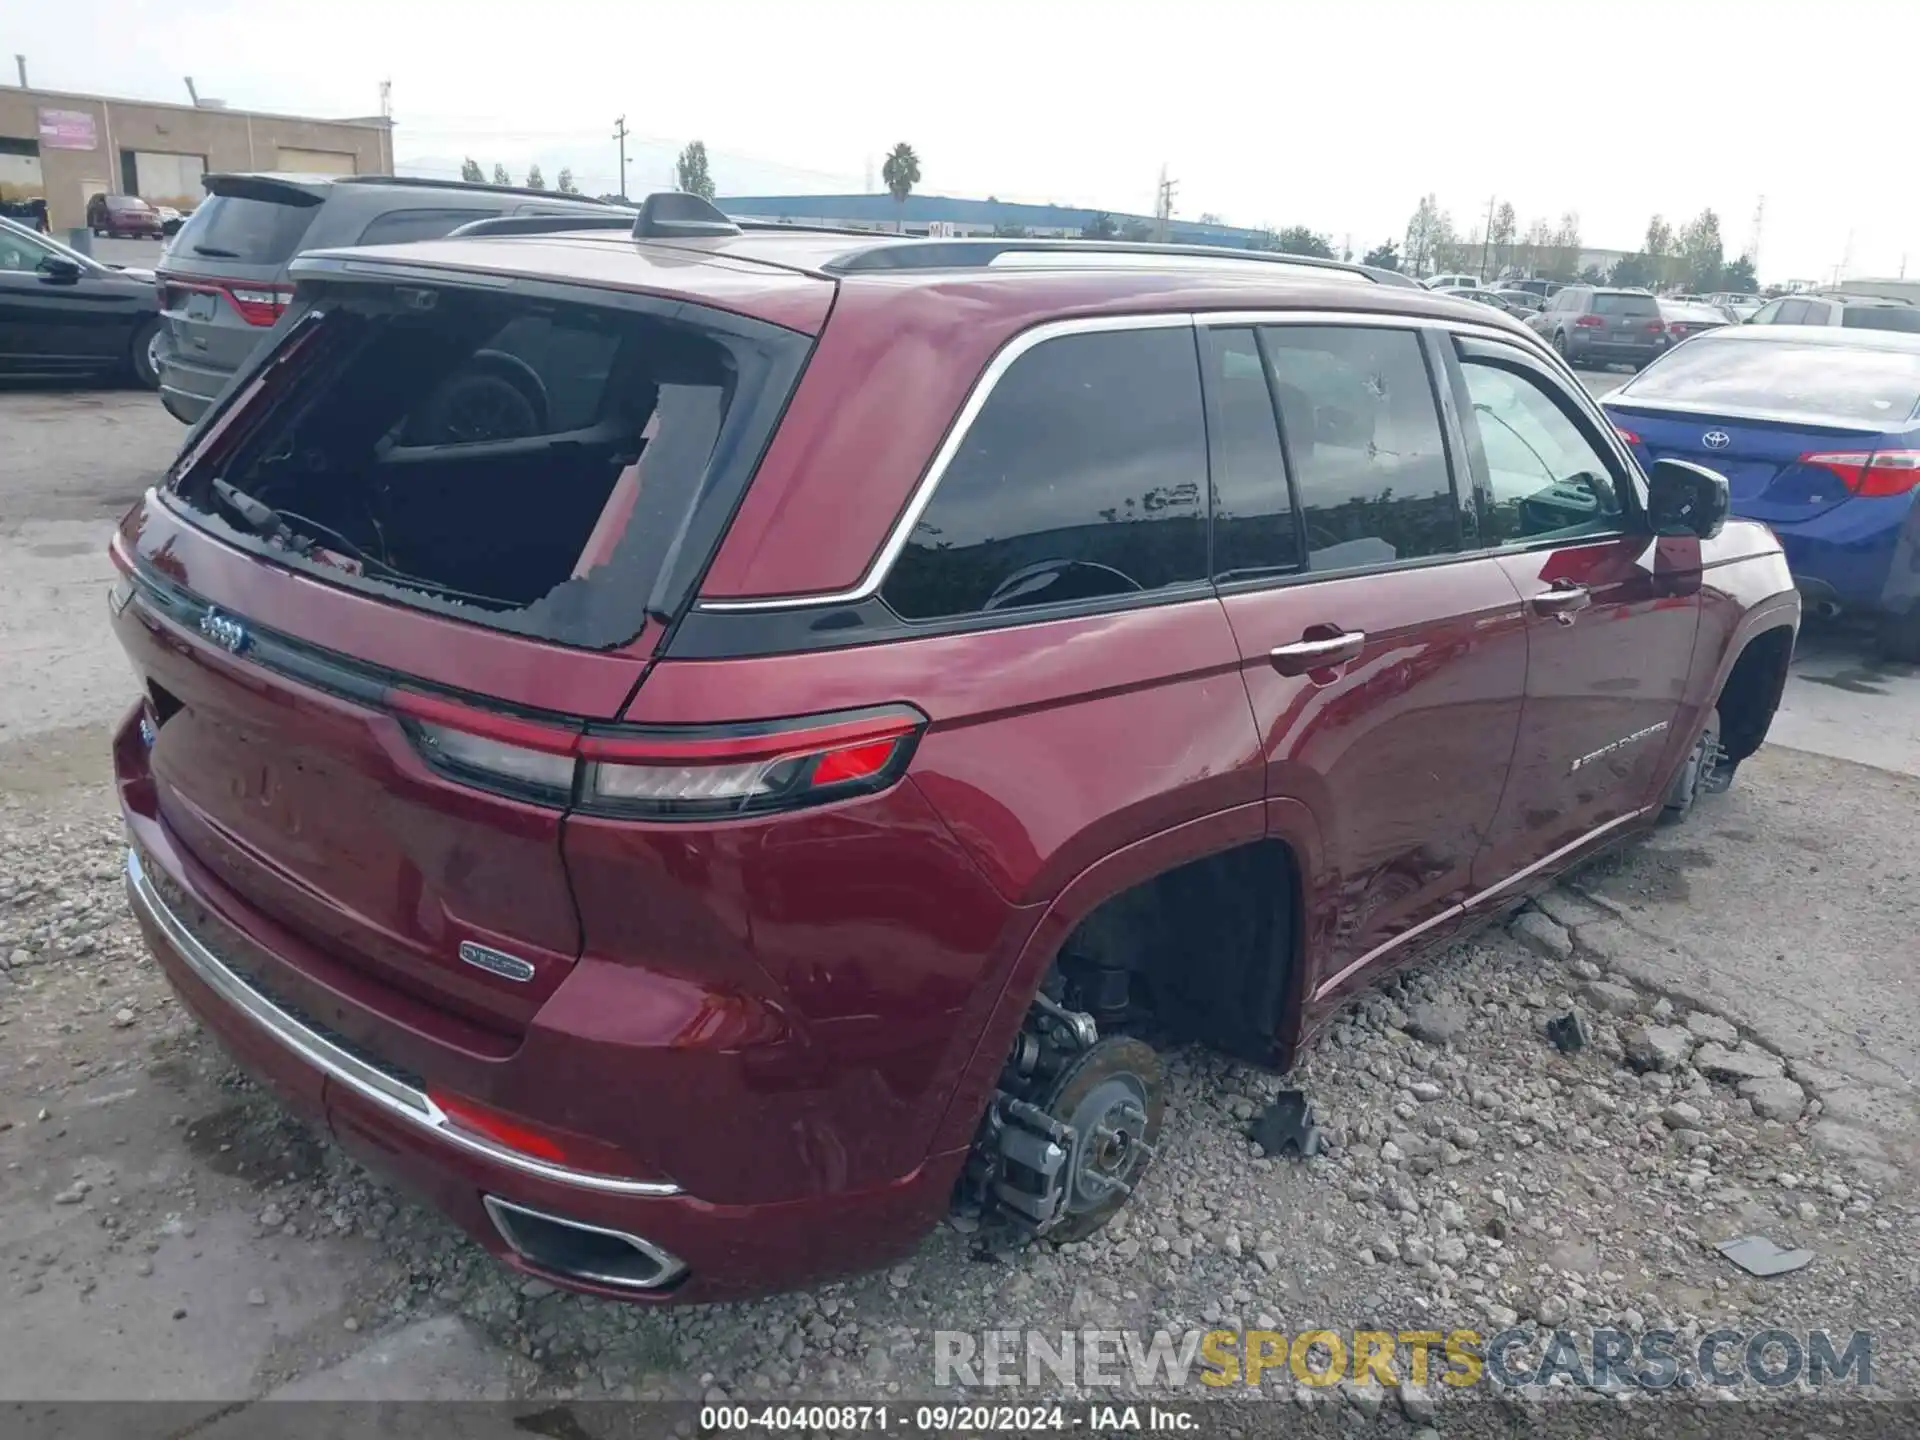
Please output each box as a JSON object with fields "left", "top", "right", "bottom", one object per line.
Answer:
{"left": 460, "top": 158, "right": 580, "bottom": 194}
{"left": 1380, "top": 195, "right": 1758, "bottom": 293}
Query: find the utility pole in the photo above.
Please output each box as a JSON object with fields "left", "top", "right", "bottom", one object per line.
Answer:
{"left": 1746, "top": 195, "right": 1765, "bottom": 272}
{"left": 1480, "top": 194, "right": 1496, "bottom": 280}
{"left": 612, "top": 116, "right": 630, "bottom": 200}
{"left": 1154, "top": 165, "right": 1178, "bottom": 243}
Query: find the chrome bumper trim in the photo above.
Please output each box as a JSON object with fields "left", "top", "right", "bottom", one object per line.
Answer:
{"left": 125, "top": 846, "right": 681, "bottom": 1198}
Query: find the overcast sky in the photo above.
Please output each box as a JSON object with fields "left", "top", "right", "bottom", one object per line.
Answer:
{"left": 12, "top": 0, "right": 1916, "bottom": 282}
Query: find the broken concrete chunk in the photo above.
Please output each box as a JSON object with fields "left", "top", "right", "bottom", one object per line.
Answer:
{"left": 1661, "top": 1102, "right": 1704, "bottom": 1130}
{"left": 1625, "top": 1024, "right": 1696, "bottom": 1073}
{"left": 1717, "top": 1234, "right": 1814, "bottom": 1278}
{"left": 1580, "top": 980, "right": 1641, "bottom": 1016}
{"left": 1531, "top": 887, "right": 1607, "bottom": 930}
{"left": 1685, "top": 1012, "right": 1740, "bottom": 1046}
{"left": 1810, "top": 1120, "right": 1888, "bottom": 1163}
{"left": 1737, "top": 1075, "right": 1807, "bottom": 1122}
{"left": 1694, "top": 1041, "right": 1786, "bottom": 1083}
{"left": 1404, "top": 1002, "right": 1466, "bottom": 1047}
{"left": 1510, "top": 909, "right": 1573, "bottom": 961}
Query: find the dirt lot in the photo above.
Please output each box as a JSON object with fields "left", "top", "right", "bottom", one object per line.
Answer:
{"left": 3, "top": 387, "right": 1917, "bottom": 1426}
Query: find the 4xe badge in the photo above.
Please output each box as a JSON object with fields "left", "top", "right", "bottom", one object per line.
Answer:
{"left": 197, "top": 611, "right": 248, "bottom": 654}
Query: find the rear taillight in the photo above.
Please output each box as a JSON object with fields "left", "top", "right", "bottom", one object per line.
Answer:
{"left": 163, "top": 276, "right": 295, "bottom": 327}
{"left": 1573, "top": 315, "right": 1605, "bottom": 328}
{"left": 1613, "top": 424, "right": 1642, "bottom": 444}
{"left": 1800, "top": 450, "right": 1920, "bottom": 498}
{"left": 389, "top": 691, "right": 925, "bottom": 820}
{"left": 224, "top": 285, "right": 295, "bottom": 327}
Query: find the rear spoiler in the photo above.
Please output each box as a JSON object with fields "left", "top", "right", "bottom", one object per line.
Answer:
{"left": 202, "top": 173, "right": 329, "bottom": 207}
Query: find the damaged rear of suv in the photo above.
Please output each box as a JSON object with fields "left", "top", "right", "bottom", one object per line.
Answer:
{"left": 112, "top": 196, "right": 1797, "bottom": 1301}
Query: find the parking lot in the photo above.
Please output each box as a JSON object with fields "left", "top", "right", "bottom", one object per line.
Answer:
{"left": 2, "top": 373, "right": 1917, "bottom": 1419}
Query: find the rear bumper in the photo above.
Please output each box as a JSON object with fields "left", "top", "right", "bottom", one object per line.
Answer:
{"left": 125, "top": 834, "right": 959, "bottom": 1302}
{"left": 1766, "top": 493, "right": 1917, "bottom": 612}
{"left": 154, "top": 345, "right": 230, "bottom": 424}
{"left": 1566, "top": 332, "right": 1667, "bottom": 364}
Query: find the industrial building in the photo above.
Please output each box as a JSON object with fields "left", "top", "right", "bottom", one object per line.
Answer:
{"left": 718, "top": 192, "right": 1269, "bottom": 247}
{"left": 0, "top": 81, "right": 392, "bottom": 231}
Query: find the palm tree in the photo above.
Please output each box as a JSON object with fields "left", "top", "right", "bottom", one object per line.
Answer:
{"left": 881, "top": 143, "right": 921, "bottom": 232}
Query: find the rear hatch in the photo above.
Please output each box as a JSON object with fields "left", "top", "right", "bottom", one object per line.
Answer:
{"left": 1592, "top": 291, "right": 1662, "bottom": 346}
{"left": 160, "top": 175, "right": 328, "bottom": 377}
{"left": 115, "top": 252, "right": 824, "bottom": 1039}
{"left": 1606, "top": 335, "right": 1920, "bottom": 524}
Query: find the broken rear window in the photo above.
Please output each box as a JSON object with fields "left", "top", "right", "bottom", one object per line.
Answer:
{"left": 166, "top": 277, "right": 810, "bottom": 648}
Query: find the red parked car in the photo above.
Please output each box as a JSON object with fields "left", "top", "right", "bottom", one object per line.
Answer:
{"left": 86, "top": 192, "right": 166, "bottom": 239}
{"left": 110, "top": 196, "right": 1799, "bottom": 1303}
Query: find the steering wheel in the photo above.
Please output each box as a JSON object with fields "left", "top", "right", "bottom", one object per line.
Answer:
{"left": 405, "top": 349, "right": 550, "bottom": 445}
{"left": 981, "top": 558, "right": 1144, "bottom": 612}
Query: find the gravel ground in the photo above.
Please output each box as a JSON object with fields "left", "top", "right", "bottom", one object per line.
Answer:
{"left": 2, "top": 386, "right": 1916, "bottom": 1423}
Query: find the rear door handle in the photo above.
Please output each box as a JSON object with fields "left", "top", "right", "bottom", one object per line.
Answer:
{"left": 1530, "top": 582, "right": 1591, "bottom": 622}
{"left": 1270, "top": 630, "right": 1366, "bottom": 675}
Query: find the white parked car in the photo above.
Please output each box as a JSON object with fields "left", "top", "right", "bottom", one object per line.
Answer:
{"left": 1423, "top": 273, "right": 1482, "bottom": 292}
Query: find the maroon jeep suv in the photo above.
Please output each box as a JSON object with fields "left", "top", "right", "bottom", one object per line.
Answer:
{"left": 109, "top": 194, "right": 1799, "bottom": 1303}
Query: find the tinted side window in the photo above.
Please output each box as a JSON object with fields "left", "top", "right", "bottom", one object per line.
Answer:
{"left": 0, "top": 226, "right": 54, "bottom": 273}
{"left": 1206, "top": 329, "right": 1300, "bottom": 581}
{"left": 358, "top": 207, "right": 500, "bottom": 246}
{"left": 1258, "top": 325, "right": 1458, "bottom": 571}
{"left": 1842, "top": 305, "right": 1920, "bottom": 333}
{"left": 1458, "top": 353, "right": 1625, "bottom": 545}
{"left": 1775, "top": 300, "right": 1809, "bottom": 324}
{"left": 882, "top": 326, "right": 1208, "bottom": 622}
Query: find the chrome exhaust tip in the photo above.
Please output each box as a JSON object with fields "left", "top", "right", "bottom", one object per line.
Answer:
{"left": 482, "top": 1196, "right": 686, "bottom": 1291}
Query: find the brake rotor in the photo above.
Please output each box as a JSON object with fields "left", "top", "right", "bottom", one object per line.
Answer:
{"left": 1038, "top": 1035, "right": 1165, "bottom": 1223}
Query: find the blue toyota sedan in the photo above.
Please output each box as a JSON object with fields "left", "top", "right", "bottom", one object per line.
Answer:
{"left": 1602, "top": 325, "right": 1920, "bottom": 660}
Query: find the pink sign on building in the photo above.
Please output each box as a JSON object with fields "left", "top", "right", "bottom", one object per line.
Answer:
{"left": 36, "top": 108, "right": 99, "bottom": 151}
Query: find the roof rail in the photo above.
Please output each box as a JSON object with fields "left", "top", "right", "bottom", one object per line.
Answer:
{"left": 732, "top": 217, "right": 888, "bottom": 238}
{"left": 817, "top": 238, "right": 1419, "bottom": 287}
{"left": 332, "top": 174, "right": 626, "bottom": 205}
{"left": 445, "top": 212, "right": 637, "bottom": 239}
{"left": 633, "top": 192, "right": 741, "bottom": 239}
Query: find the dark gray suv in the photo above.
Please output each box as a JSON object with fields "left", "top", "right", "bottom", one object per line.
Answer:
{"left": 1526, "top": 285, "right": 1668, "bottom": 370}
{"left": 155, "top": 174, "right": 621, "bottom": 423}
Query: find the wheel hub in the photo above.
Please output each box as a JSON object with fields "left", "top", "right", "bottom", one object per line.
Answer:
{"left": 1060, "top": 1074, "right": 1152, "bottom": 1212}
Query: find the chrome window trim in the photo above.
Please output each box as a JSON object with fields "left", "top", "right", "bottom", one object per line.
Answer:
{"left": 695, "top": 306, "right": 1594, "bottom": 618}
{"left": 125, "top": 847, "right": 682, "bottom": 1198}
{"left": 695, "top": 311, "right": 1195, "bottom": 614}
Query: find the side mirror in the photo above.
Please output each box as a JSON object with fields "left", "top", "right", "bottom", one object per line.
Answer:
{"left": 36, "top": 255, "right": 82, "bottom": 284}
{"left": 1647, "top": 458, "right": 1730, "bottom": 540}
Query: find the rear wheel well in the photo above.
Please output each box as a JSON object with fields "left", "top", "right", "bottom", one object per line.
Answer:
{"left": 1051, "top": 839, "right": 1299, "bottom": 1068}
{"left": 1717, "top": 625, "right": 1794, "bottom": 764}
